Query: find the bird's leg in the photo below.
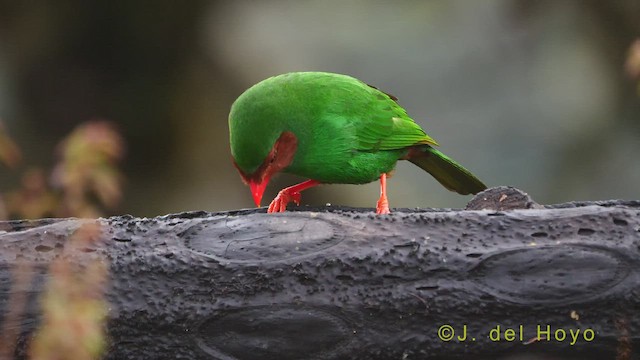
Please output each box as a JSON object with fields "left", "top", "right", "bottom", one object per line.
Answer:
{"left": 268, "top": 179, "right": 321, "bottom": 213}
{"left": 376, "top": 173, "right": 391, "bottom": 214}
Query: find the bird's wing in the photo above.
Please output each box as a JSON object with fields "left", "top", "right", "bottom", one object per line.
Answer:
{"left": 354, "top": 90, "right": 438, "bottom": 151}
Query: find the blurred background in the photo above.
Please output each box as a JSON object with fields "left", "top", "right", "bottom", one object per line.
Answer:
{"left": 0, "top": 0, "right": 639, "bottom": 218}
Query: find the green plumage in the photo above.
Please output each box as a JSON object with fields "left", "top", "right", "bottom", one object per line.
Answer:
{"left": 229, "top": 72, "right": 486, "bottom": 194}
{"left": 409, "top": 147, "right": 486, "bottom": 195}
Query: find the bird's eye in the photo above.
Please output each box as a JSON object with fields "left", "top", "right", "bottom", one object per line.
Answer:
{"left": 269, "top": 149, "right": 277, "bottom": 163}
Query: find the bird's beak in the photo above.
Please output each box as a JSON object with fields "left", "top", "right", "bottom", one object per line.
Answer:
{"left": 249, "top": 177, "right": 270, "bottom": 207}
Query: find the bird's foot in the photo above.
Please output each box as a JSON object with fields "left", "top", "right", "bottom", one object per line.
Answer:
{"left": 376, "top": 173, "right": 391, "bottom": 214}
{"left": 376, "top": 196, "right": 390, "bottom": 214}
{"left": 267, "top": 190, "right": 302, "bottom": 213}
{"left": 265, "top": 180, "right": 321, "bottom": 213}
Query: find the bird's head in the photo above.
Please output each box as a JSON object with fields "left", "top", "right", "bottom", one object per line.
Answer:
{"left": 228, "top": 73, "right": 301, "bottom": 207}
{"left": 231, "top": 131, "right": 298, "bottom": 207}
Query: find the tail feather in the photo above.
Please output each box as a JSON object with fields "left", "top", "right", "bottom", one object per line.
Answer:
{"left": 408, "top": 147, "right": 486, "bottom": 195}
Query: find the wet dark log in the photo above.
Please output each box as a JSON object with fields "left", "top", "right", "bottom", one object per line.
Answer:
{"left": 1, "top": 187, "right": 639, "bottom": 359}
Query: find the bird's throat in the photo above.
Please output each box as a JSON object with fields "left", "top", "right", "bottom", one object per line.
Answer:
{"left": 234, "top": 131, "right": 298, "bottom": 207}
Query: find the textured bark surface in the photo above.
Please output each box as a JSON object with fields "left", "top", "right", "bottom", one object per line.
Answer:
{"left": 1, "top": 187, "right": 639, "bottom": 359}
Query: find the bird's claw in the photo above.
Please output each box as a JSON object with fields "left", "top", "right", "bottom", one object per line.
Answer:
{"left": 376, "top": 197, "right": 390, "bottom": 215}
{"left": 267, "top": 190, "right": 302, "bottom": 213}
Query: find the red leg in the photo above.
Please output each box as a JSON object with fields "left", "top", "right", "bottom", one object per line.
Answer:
{"left": 268, "top": 180, "right": 321, "bottom": 213}
{"left": 376, "top": 173, "right": 390, "bottom": 214}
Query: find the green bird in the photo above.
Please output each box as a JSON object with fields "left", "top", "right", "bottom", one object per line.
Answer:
{"left": 229, "top": 72, "right": 486, "bottom": 214}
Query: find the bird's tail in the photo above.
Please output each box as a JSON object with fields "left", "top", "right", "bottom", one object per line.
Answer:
{"left": 408, "top": 147, "right": 487, "bottom": 195}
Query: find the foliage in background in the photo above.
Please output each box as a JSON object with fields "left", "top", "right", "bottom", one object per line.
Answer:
{"left": 0, "top": 121, "right": 121, "bottom": 359}
{"left": 0, "top": 121, "right": 23, "bottom": 219}
{"left": 0, "top": 120, "right": 125, "bottom": 219}
{"left": 0, "top": 122, "right": 22, "bottom": 169}
{"left": 626, "top": 39, "right": 640, "bottom": 95}
{"left": 29, "top": 222, "right": 108, "bottom": 360}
